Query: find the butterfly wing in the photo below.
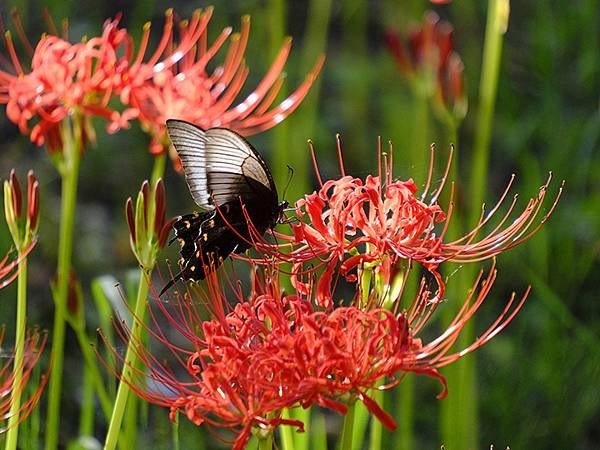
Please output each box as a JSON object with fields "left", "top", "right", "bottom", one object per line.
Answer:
{"left": 166, "top": 119, "right": 278, "bottom": 210}
{"left": 161, "top": 120, "right": 281, "bottom": 294}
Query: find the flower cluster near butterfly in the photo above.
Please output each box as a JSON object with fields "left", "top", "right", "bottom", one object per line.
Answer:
{"left": 110, "top": 132, "right": 561, "bottom": 449}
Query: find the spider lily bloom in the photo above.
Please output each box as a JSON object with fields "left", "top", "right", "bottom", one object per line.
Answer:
{"left": 0, "top": 10, "right": 203, "bottom": 153}
{"left": 274, "top": 138, "right": 562, "bottom": 305}
{"left": 0, "top": 21, "right": 135, "bottom": 153}
{"left": 125, "top": 10, "right": 324, "bottom": 165}
{"left": 105, "top": 258, "right": 527, "bottom": 449}
{"left": 385, "top": 11, "right": 467, "bottom": 121}
{"left": 0, "top": 327, "right": 47, "bottom": 434}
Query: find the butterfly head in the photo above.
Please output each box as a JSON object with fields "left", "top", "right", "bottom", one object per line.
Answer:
{"left": 275, "top": 200, "right": 289, "bottom": 226}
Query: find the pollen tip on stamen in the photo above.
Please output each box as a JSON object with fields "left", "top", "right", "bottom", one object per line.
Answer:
{"left": 165, "top": 8, "right": 174, "bottom": 17}
{"left": 143, "top": 22, "right": 151, "bottom": 31}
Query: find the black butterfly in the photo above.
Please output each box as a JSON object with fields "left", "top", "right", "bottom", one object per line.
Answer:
{"left": 160, "top": 119, "right": 287, "bottom": 294}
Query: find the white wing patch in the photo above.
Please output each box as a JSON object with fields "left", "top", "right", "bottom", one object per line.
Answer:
{"left": 166, "top": 120, "right": 274, "bottom": 209}
{"left": 166, "top": 119, "right": 212, "bottom": 208}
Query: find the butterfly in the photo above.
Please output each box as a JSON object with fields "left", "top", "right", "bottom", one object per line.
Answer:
{"left": 160, "top": 119, "right": 287, "bottom": 294}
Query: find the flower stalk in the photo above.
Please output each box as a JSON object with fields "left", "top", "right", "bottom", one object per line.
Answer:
{"left": 104, "top": 178, "right": 173, "bottom": 450}
{"left": 3, "top": 169, "right": 40, "bottom": 450}
{"left": 45, "top": 115, "right": 82, "bottom": 450}
{"left": 442, "top": 2, "right": 509, "bottom": 449}
{"left": 339, "top": 401, "right": 356, "bottom": 450}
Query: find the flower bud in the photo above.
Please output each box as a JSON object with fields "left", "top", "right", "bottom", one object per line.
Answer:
{"left": 4, "top": 169, "right": 40, "bottom": 250}
{"left": 125, "top": 177, "right": 173, "bottom": 268}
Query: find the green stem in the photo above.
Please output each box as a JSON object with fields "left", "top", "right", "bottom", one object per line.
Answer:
{"left": 103, "top": 267, "right": 151, "bottom": 450}
{"left": 4, "top": 257, "right": 27, "bottom": 450}
{"left": 368, "top": 389, "right": 384, "bottom": 450}
{"left": 73, "top": 327, "right": 112, "bottom": 420}
{"left": 171, "top": 413, "right": 179, "bottom": 450}
{"left": 292, "top": 406, "right": 310, "bottom": 450}
{"left": 257, "top": 432, "right": 273, "bottom": 450}
{"left": 280, "top": 409, "right": 295, "bottom": 450}
{"left": 339, "top": 402, "right": 356, "bottom": 450}
{"left": 45, "top": 119, "right": 82, "bottom": 450}
{"left": 394, "top": 373, "right": 414, "bottom": 450}
{"left": 150, "top": 153, "right": 167, "bottom": 188}
{"left": 469, "top": 0, "right": 509, "bottom": 219}
{"left": 441, "top": 3, "right": 508, "bottom": 449}
{"left": 122, "top": 389, "right": 138, "bottom": 449}
{"left": 79, "top": 362, "right": 95, "bottom": 437}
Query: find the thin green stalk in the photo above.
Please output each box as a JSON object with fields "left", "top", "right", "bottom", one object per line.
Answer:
{"left": 352, "top": 400, "right": 369, "bottom": 450}
{"left": 441, "top": 2, "right": 508, "bottom": 449}
{"left": 394, "top": 374, "right": 414, "bottom": 450}
{"left": 73, "top": 327, "right": 112, "bottom": 420}
{"left": 469, "top": 0, "right": 509, "bottom": 218}
{"left": 103, "top": 268, "right": 151, "bottom": 450}
{"left": 339, "top": 402, "right": 356, "bottom": 450}
{"left": 45, "top": 119, "right": 82, "bottom": 450}
{"left": 171, "top": 413, "right": 179, "bottom": 450}
{"left": 280, "top": 409, "right": 295, "bottom": 450}
{"left": 291, "top": 407, "right": 310, "bottom": 450}
{"left": 4, "top": 258, "right": 27, "bottom": 450}
{"left": 311, "top": 412, "right": 327, "bottom": 450}
{"left": 257, "top": 432, "right": 273, "bottom": 450}
{"left": 150, "top": 153, "right": 167, "bottom": 188}
{"left": 27, "top": 363, "right": 41, "bottom": 450}
{"left": 368, "top": 389, "right": 384, "bottom": 450}
{"left": 122, "top": 389, "right": 138, "bottom": 449}
{"left": 79, "top": 363, "right": 95, "bottom": 437}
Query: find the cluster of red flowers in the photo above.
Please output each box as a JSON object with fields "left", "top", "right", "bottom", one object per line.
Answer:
{"left": 110, "top": 257, "right": 526, "bottom": 449}
{"left": 0, "top": 9, "right": 321, "bottom": 161}
{"left": 385, "top": 11, "right": 466, "bottom": 121}
{"left": 109, "top": 138, "right": 561, "bottom": 448}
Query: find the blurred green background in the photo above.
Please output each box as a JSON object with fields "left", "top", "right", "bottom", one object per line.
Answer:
{"left": 0, "top": 0, "right": 599, "bottom": 449}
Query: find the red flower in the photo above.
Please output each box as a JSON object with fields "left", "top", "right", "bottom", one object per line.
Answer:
{"left": 0, "top": 24, "right": 130, "bottom": 151}
{"left": 385, "top": 11, "right": 467, "bottom": 120}
{"left": 124, "top": 10, "right": 324, "bottom": 166}
{"left": 272, "top": 138, "right": 561, "bottom": 305}
{"left": 0, "top": 327, "right": 47, "bottom": 433}
{"left": 104, "top": 255, "right": 527, "bottom": 448}
{"left": 0, "top": 10, "right": 203, "bottom": 153}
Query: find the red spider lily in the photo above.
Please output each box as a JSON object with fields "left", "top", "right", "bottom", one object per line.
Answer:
{"left": 0, "top": 25, "right": 131, "bottom": 151}
{"left": 265, "top": 137, "right": 561, "bottom": 304}
{"left": 102, "top": 255, "right": 527, "bottom": 448}
{"left": 385, "top": 11, "right": 466, "bottom": 120}
{"left": 0, "top": 327, "right": 48, "bottom": 433}
{"left": 0, "top": 10, "right": 204, "bottom": 153}
{"left": 124, "top": 10, "right": 324, "bottom": 166}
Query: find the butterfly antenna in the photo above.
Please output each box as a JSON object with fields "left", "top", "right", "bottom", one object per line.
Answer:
{"left": 281, "top": 165, "right": 294, "bottom": 201}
